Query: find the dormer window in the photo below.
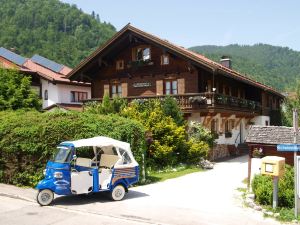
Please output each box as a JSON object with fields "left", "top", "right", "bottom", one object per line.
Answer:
{"left": 161, "top": 55, "right": 169, "bottom": 65}
{"left": 133, "top": 46, "right": 151, "bottom": 61}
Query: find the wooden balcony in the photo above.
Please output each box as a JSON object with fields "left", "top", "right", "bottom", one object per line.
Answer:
{"left": 85, "top": 92, "right": 262, "bottom": 114}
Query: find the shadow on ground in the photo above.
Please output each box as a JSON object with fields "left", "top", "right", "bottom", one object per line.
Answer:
{"left": 52, "top": 190, "right": 149, "bottom": 206}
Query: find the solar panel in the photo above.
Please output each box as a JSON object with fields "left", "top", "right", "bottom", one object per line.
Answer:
{"left": 0, "top": 47, "right": 27, "bottom": 66}
{"left": 31, "top": 54, "right": 64, "bottom": 73}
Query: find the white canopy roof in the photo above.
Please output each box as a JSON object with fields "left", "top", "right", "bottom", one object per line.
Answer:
{"left": 61, "top": 136, "right": 131, "bottom": 152}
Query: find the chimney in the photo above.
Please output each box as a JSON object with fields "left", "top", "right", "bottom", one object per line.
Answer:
{"left": 220, "top": 56, "right": 232, "bottom": 69}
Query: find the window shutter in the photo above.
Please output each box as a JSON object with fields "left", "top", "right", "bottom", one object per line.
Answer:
{"left": 103, "top": 84, "right": 110, "bottom": 96}
{"left": 156, "top": 80, "right": 163, "bottom": 95}
{"left": 121, "top": 83, "right": 128, "bottom": 97}
{"left": 177, "top": 78, "right": 185, "bottom": 94}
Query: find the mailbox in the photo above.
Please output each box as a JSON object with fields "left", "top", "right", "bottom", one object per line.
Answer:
{"left": 261, "top": 156, "right": 285, "bottom": 177}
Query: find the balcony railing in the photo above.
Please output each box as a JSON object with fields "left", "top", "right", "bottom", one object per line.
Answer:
{"left": 85, "top": 92, "right": 262, "bottom": 113}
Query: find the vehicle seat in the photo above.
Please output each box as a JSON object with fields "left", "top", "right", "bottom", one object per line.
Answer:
{"left": 99, "top": 154, "right": 120, "bottom": 169}
{"left": 76, "top": 157, "right": 92, "bottom": 168}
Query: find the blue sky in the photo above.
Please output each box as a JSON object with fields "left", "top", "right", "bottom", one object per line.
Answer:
{"left": 61, "top": 0, "right": 300, "bottom": 51}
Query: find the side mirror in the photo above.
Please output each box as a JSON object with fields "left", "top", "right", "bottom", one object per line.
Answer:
{"left": 72, "top": 155, "right": 77, "bottom": 161}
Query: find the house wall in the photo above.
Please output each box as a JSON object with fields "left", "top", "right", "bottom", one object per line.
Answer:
{"left": 92, "top": 43, "right": 199, "bottom": 98}
{"left": 187, "top": 113, "right": 272, "bottom": 159}
{"left": 41, "top": 79, "right": 59, "bottom": 108}
{"left": 41, "top": 79, "right": 91, "bottom": 108}
{"left": 251, "top": 115, "right": 270, "bottom": 126}
{"left": 56, "top": 83, "right": 91, "bottom": 104}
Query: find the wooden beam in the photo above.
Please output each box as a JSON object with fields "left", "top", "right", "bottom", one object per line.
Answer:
{"left": 234, "top": 117, "right": 243, "bottom": 129}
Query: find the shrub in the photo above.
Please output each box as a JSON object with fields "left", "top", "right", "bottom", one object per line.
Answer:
{"left": 186, "top": 138, "right": 210, "bottom": 163}
{"left": 188, "top": 121, "right": 215, "bottom": 148}
{"left": 0, "top": 68, "right": 41, "bottom": 110}
{"left": 0, "top": 110, "right": 145, "bottom": 187}
{"left": 161, "top": 95, "right": 184, "bottom": 126}
{"left": 252, "top": 174, "right": 273, "bottom": 205}
{"left": 252, "top": 165, "right": 294, "bottom": 208}
{"left": 121, "top": 99, "right": 187, "bottom": 167}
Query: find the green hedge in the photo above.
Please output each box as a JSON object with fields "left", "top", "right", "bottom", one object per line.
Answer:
{"left": 0, "top": 110, "right": 145, "bottom": 187}
{"left": 252, "top": 165, "right": 294, "bottom": 208}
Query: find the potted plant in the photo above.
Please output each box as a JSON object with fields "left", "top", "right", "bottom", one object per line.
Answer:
{"left": 252, "top": 147, "right": 264, "bottom": 158}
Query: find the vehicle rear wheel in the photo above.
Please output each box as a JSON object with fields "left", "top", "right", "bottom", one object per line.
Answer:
{"left": 110, "top": 185, "right": 126, "bottom": 201}
{"left": 36, "top": 189, "right": 54, "bottom": 206}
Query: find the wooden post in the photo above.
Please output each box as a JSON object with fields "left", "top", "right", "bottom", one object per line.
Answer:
{"left": 273, "top": 176, "right": 279, "bottom": 209}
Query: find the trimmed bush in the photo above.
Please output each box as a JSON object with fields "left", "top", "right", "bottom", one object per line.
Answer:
{"left": 0, "top": 110, "right": 145, "bottom": 187}
{"left": 252, "top": 165, "right": 294, "bottom": 208}
{"left": 0, "top": 68, "right": 41, "bottom": 110}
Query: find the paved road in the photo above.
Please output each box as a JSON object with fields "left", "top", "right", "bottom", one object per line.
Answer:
{"left": 0, "top": 155, "right": 280, "bottom": 225}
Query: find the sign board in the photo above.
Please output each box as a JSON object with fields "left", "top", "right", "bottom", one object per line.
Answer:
{"left": 133, "top": 82, "right": 152, "bottom": 88}
{"left": 277, "top": 144, "right": 300, "bottom": 152}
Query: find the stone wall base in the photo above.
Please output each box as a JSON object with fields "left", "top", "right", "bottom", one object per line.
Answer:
{"left": 209, "top": 144, "right": 230, "bottom": 161}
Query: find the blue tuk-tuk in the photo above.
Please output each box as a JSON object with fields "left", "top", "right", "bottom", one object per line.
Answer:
{"left": 36, "top": 136, "right": 139, "bottom": 206}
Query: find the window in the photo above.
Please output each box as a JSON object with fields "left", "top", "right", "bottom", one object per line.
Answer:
{"left": 161, "top": 55, "right": 169, "bottom": 65}
{"left": 71, "top": 91, "right": 88, "bottom": 102}
{"left": 225, "top": 121, "right": 230, "bottom": 133}
{"left": 116, "top": 60, "right": 124, "bottom": 70}
{"left": 111, "top": 84, "right": 122, "bottom": 97}
{"left": 44, "top": 90, "right": 48, "bottom": 100}
{"left": 225, "top": 120, "right": 235, "bottom": 132}
{"left": 133, "top": 47, "right": 151, "bottom": 61}
{"left": 265, "top": 120, "right": 269, "bottom": 126}
{"left": 119, "top": 148, "right": 132, "bottom": 165}
{"left": 165, "top": 80, "right": 178, "bottom": 95}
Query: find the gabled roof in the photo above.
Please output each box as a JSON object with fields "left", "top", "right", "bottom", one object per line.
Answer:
{"left": 67, "top": 24, "right": 283, "bottom": 97}
{"left": 0, "top": 47, "right": 27, "bottom": 66}
{"left": 246, "top": 125, "right": 300, "bottom": 145}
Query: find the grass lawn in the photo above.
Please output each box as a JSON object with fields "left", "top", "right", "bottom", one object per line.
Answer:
{"left": 142, "top": 166, "right": 202, "bottom": 185}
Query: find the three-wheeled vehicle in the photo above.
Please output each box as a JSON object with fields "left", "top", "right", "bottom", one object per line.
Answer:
{"left": 36, "top": 136, "right": 139, "bottom": 206}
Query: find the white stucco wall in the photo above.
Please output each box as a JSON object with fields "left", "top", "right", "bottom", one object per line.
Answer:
{"left": 56, "top": 84, "right": 91, "bottom": 104}
{"left": 251, "top": 115, "right": 270, "bottom": 126}
{"left": 41, "top": 79, "right": 91, "bottom": 109}
{"left": 41, "top": 79, "right": 59, "bottom": 108}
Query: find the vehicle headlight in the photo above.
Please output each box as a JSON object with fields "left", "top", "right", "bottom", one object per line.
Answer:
{"left": 54, "top": 172, "right": 63, "bottom": 179}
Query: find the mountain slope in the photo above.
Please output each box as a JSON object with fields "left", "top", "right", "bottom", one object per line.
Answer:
{"left": 189, "top": 44, "right": 300, "bottom": 91}
{"left": 0, "top": 0, "right": 116, "bottom": 67}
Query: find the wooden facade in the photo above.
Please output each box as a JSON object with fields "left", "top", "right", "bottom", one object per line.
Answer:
{"left": 67, "top": 24, "right": 286, "bottom": 159}
{"left": 68, "top": 24, "right": 283, "bottom": 123}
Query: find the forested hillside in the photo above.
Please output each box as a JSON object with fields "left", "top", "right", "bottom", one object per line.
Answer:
{"left": 0, "top": 0, "right": 116, "bottom": 67}
{"left": 190, "top": 44, "right": 300, "bottom": 91}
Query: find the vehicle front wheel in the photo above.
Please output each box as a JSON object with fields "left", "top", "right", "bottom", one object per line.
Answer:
{"left": 36, "top": 189, "right": 54, "bottom": 206}
{"left": 110, "top": 185, "right": 126, "bottom": 201}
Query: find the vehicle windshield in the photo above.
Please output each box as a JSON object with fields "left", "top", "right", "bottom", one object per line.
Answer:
{"left": 52, "top": 146, "right": 72, "bottom": 163}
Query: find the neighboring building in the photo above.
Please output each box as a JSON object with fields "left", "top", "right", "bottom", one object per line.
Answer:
{"left": 67, "top": 24, "right": 284, "bottom": 159}
{"left": 0, "top": 47, "right": 91, "bottom": 110}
